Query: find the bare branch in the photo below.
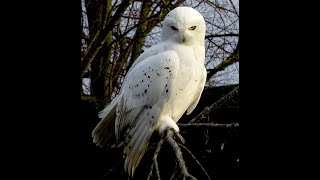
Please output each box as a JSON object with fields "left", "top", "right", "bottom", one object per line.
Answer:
{"left": 205, "top": 0, "right": 238, "bottom": 15}
{"left": 228, "top": 0, "right": 239, "bottom": 17}
{"left": 206, "top": 40, "right": 239, "bottom": 80}
{"left": 147, "top": 138, "right": 164, "bottom": 180}
{"left": 166, "top": 129, "right": 197, "bottom": 180}
{"left": 188, "top": 85, "right": 239, "bottom": 124}
{"left": 81, "top": 0, "right": 133, "bottom": 78}
{"left": 178, "top": 143, "right": 211, "bottom": 180}
{"left": 169, "top": 162, "right": 179, "bottom": 180}
{"left": 178, "top": 122, "right": 239, "bottom": 128}
{"left": 205, "top": 33, "right": 239, "bottom": 38}
{"left": 81, "top": 95, "right": 96, "bottom": 101}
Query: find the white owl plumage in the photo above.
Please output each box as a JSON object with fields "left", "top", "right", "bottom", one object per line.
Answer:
{"left": 92, "top": 6, "right": 207, "bottom": 177}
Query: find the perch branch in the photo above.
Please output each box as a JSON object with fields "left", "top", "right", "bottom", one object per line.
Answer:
{"left": 178, "top": 143, "right": 211, "bottom": 180}
{"left": 169, "top": 162, "right": 179, "bottom": 180}
{"left": 188, "top": 85, "right": 239, "bottom": 124}
{"left": 153, "top": 156, "right": 161, "bottom": 180}
{"left": 147, "top": 138, "right": 164, "bottom": 180}
{"left": 178, "top": 123, "right": 239, "bottom": 128}
{"left": 166, "top": 129, "right": 197, "bottom": 180}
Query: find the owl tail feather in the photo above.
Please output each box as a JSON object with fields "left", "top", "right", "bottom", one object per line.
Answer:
{"left": 123, "top": 111, "right": 155, "bottom": 177}
{"left": 92, "top": 96, "right": 119, "bottom": 147}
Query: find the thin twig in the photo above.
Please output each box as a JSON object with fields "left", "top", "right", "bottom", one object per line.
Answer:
{"left": 153, "top": 139, "right": 163, "bottom": 180}
{"left": 188, "top": 86, "right": 239, "bottom": 124}
{"left": 205, "top": 33, "right": 239, "bottom": 39}
{"left": 178, "top": 123, "right": 239, "bottom": 128}
{"left": 169, "top": 161, "right": 178, "bottom": 180}
{"left": 166, "top": 129, "right": 197, "bottom": 180}
{"left": 178, "top": 143, "right": 211, "bottom": 180}
{"left": 147, "top": 138, "right": 164, "bottom": 180}
{"left": 99, "top": 162, "right": 119, "bottom": 180}
{"left": 147, "top": 164, "right": 154, "bottom": 180}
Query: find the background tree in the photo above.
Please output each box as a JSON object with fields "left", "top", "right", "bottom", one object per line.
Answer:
{"left": 80, "top": 0, "right": 239, "bottom": 179}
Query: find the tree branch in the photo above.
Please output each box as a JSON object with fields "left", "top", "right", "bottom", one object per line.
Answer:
{"left": 81, "top": 95, "right": 97, "bottom": 102}
{"left": 205, "top": 33, "right": 239, "bottom": 39}
{"left": 169, "top": 162, "right": 179, "bottom": 180}
{"left": 206, "top": 40, "right": 239, "bottom": 80}
{"left": 147, "top": 138, "right": 164, "bottom": 180}
{"left": 178, "top": 143, "right": 211, "bottom": 180}
{"left": 166, "top": 129, "right": 197, "bottom": 180}
{"left": 178, "top": 122, "right": 239, "bottom": 128}
{"left": 188, "top": 85, "right": 239, "bottom": 124}
{"left": 81, "top": 0, "right": 133, "bottom": 78}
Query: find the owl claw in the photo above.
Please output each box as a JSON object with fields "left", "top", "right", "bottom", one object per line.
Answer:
{"left": 172, "top": 128, "right": 185, "bottom": 144}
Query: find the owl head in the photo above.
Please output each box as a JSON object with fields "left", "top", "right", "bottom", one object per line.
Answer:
{"left": 161, "top": 7, "right": 206, "bottom": 45}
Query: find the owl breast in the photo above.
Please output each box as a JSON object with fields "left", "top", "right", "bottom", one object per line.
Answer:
{"left": 162, "top": 44, "right": 205, "bottom": 122}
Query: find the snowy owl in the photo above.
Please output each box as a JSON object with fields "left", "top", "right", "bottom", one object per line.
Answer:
{"left": 92, "top": 6, "right": 207, "bottom": 177}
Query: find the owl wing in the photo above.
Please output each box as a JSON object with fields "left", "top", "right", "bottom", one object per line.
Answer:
{"left": 186, "top": 67, "right": 207, "bottom": 115}
{"left": 116, "top": 50, "right": 180, "bottom": 176}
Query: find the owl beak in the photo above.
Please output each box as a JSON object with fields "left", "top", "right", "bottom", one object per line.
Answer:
{"left": 177, "top": 29, "right": 187, "bottom": 43}
{"left": 179, "top": 33, "right": 186, "bottom": 42}
{"left": 182, "top": 36, "right": 186, "bottom": 42}
{"left": 179, "top": 30, "right": 186, "bottom": 43}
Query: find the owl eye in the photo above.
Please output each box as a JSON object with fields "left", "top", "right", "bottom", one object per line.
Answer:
{"left": 171, "top": 26, "right": 178, "bottom": 30}
{"left": 188, "top": 26, "right": 196, "bottom": 30}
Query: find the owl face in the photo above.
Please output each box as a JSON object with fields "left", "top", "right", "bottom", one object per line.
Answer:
{"left": 161, "top": 7, "right": 206, "bottom": 45}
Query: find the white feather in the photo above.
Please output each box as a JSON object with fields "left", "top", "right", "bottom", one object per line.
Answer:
{"left": 92, "top": 6, "right": 207, "bottom": 177}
